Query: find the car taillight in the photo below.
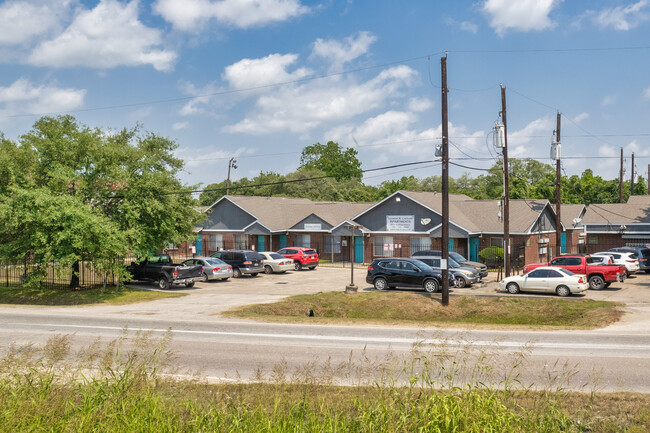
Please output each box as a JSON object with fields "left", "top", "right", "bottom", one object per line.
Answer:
{"left": 626, "top": 259, "right": 637, "bottom": 262}
{"left": 243, "top": 261, "right": 252, "bottom": 265}
{"left": 368, "top": 265, "right": 374, "bottom": 270}
{"left": 639, "top": 258, "right": 647, "bottom": 262}
{"left": 578, "top": 277, "right": 584, "bottom": 283}
{"left": 212, "top": 267, "right": 219, "bottom": 272}
{"left": 228, "top": 266, "right": 232, "bottom": 270}
{"left": 174, "top": 268, "right": 178, "bottom": 277}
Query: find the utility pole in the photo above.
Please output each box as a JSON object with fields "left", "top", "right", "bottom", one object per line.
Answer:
{"left": 500, "top": 85, "right": 511, "bottom": 277}
{"left": 555, "top": 112, "right": 562, "bottom": 257}
{"left": 440, "top": 55, "right": 450, "bottom": 306}
{"left": 630, "top": 153, "right": 635, "bottom": 196}
{"left": 226, "top": 157, "right": 237, "bottom": 195}
{"left": 619, "top": 148, "right": 623, "bottom": 203}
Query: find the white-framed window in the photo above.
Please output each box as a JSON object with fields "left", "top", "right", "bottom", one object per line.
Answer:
{"left": 374, "top": 236, "right": 394, "bottom": 257}
{"left": 490, "top": 237, "right": 504, "bottom": 248}
{"left": 295, "top": 234, "right": 311, "bottom": 248}
{"left": 324, "top": 235, "right": 341, "bottom": 253}
{"left": 410, "top": 237, "right": 431, "bottom": 256}
{"left": 234, "top": 234, "right": 247, "bottom": 249}
{"left": 210, "top": 234, "right": 223, "bottom": 251}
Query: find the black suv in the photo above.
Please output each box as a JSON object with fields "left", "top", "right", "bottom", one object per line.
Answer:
{"left": 366, "top": 257, "right": 455, "bottom": 293}
{"left": 210, "top": 250, "right": 264, "bottom": 278}
{"left": 609, "top": 247, "right": 650, "bottom": 273}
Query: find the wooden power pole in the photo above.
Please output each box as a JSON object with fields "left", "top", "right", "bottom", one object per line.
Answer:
{"left": 630, "top": 153, "right": 635, "bottom": 196}
{"left": 440, "top": 55, "right": 450, "bottom": 306}
{"left": 555, "top": 112, "right": 562, "bottom": 257}
{"left": 500, "top": 86, "right": 511, "bottom": 277}
{"left": 619, "top": 148, "right": 624, "bottom": 203}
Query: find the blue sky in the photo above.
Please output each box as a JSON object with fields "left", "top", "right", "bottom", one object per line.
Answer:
{"left": 1, "top": 0, "right": 650, "bottom": 188}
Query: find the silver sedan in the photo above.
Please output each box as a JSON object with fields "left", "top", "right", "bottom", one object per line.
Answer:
{"left": 182, "top": 257, "right": 233, "bottom": 281}
{"left": 259, "top": 251, "right": 294, "bottom": 274}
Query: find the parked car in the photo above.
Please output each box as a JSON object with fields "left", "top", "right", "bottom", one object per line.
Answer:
{"left": 210, "top": 250, "right": 264, "bottom": 278}
{"left": 258, "top": 251, "right": 294, "bottom": 274}
{"left": 411, "top": 250, "right": 487, "bottom": 278}
{"left": 522, "top": 254, "right": 625, "bottom": 290}
{"left": 366, "top": 257, "right": 455, "bottom": 293}
{"left": 608, "top": 247, "right": 650, "bottom": 274}
{"left": 277, "top": 247, "right": 319, "bottom": 270}
{"left": 182, "top": 257, "right": 233, "bottom": 281}
{"left": 593, "top": 251, "right": 639, "bottom": 276}
{"left": 127, "top": 254, "right": 203, "bottom": 289}
{"left": 410, "top": 255, "right": 480, "bottom": 288}
{"left": 588, "top": 254, "right": 613, "bottom": 265}
{"left": 499, "top": 266, "right": 588, "bottom": 297}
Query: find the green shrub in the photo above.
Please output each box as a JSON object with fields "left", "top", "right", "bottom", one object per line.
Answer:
{"left": 479, "top": 246, "right": 504, "bottom": 263}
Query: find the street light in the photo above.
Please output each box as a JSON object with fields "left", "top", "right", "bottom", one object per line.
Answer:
{"left": 345, "top": 223, "right": 358, "bottom": 294}
{"left": 226, "top": 157, "right": 237, "bottom": 195}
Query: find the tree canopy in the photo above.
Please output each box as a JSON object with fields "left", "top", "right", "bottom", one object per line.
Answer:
{"left": 0, "top": 116, "right": 201, "bottom": 287}
{"left": 299, "top": 141, "right": 363, "bottom": 180}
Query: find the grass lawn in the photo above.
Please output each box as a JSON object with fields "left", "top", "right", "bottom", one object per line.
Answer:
{"left": 0, "top": 284, "right": 186, "bottom": 306}
{"left": 223, "top": 291, "right": 623, "bottom": 328}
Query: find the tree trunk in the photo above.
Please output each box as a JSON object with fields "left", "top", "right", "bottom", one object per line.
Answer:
{"left": 69, "top": 261, "right": 80, "bottom": 289}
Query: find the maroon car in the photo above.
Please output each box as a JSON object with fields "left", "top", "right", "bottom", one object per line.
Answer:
{"left": 277, "top": 247, "right": 319, "bottom": 271}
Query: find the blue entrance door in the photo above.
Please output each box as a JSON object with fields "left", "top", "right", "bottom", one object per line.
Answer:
{"left": 561, "top": 233, "right": 567, "bottom": 253}
{"left": 354, "top": 237, "right": 364, "bottom": 263}
{"left": 257, "top": 235, "right": 265, "bottom": 252}
{"left": 469, "top": 238, "right": 479, "bottom": 262}
{"left": 448, "top": 238, "right": 455, "bottom": 252}
{"left": 279, "top": 235, "right": 287, "bottom": 249}
{"left": 196, "top": 235, "right": 203, "bottom": 256}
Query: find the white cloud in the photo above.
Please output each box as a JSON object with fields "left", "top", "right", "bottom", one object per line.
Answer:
{"left": 591, "top": 0, "right": 648, "bottom": 31}
{"left": 644, "top": 87, "right": 650, "bottom": 99}
{"left": 29, "top": 0, "right": 177, "bottom": 71}
{"left": 172, "top": 121, "right": 189, "bottom": 130}
{"left": 571, "top": 112, "right": 589, "bottom": 123}
{"left": 224, "top": 65, "right": 417, "bottom": 135}
{"left": 223, "top": 53, "right": 312, "bottom": 90}
{"left": 178, "top": 80, "right": 221, "bottom": 117}
{"left": 482, "top": 0, "right": 558, "bottom": 36}
{"left": 601, "top": 96, "right": 615, "bottom": 106}
{"left": 0, "top": 78, "right": 85, "bottom": 117}
{"left": 508, "top": 117, "right": 554, "bottom": 156}
{"left": 312, "top": 31, "right": 376, "bottom": 71}
{"left": 0, "top": 0, "right": 67, "bottom": 45}
{"left": 153, "top": 0, "right": 309, "bottom": 31}
{"left": 460, "top": 21, "right": 479, "bottom": 34}
{"left": 407, "top": 97, "right": 433, "bottom": 112}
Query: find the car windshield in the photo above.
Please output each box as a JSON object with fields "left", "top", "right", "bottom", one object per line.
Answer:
{"left": 414, "top": 261, "right": 433, "bottom": 272}
{"left": 449, "top": 252, "right": 465, "bottom": 262}
{"left": 205, "top": 258, "right": 224, "bottom": 265}
{"left": 269, "top": 253, "right": 284, "bottom": 259}
{"left": 448, "top": 257, "right": 460, "bottom": 268}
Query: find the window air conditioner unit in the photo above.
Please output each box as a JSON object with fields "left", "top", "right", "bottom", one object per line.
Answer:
{"left": 539, "top": 247, "right": 547, "bottom": 254}
{"left": 538, "top": 238, "right": 549, "bottom": 244}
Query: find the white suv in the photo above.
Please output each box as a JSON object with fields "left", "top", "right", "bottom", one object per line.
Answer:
{"left": 593, "top": 251, "right": 639, "bottom": 276}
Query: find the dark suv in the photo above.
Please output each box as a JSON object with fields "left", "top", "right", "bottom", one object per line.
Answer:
{"left": 210, "top": 250, "right": 264, "bottom": 278}
{"left": 609, "top": 247, "right": 650, "bottom": 273}
{"left": 366, "top": 258, "right": 455, "bottom": 293}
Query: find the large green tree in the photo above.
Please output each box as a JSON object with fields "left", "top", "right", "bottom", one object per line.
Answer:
{"left": 299, "top": 141, "right": 363, "bottom": 180}
{"left": 0, "top": 116, "right": 201, "bottom": 288}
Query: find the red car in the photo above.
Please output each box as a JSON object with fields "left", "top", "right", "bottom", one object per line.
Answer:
{"left": 277, "top": 247, "right": 319, "bottom": 271}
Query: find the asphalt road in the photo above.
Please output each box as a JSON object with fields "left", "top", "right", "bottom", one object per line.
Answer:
{"left": 1, "top": 266, "right": 649, "bottom": 392}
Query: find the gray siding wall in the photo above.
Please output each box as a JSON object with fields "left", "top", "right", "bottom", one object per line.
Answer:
{"left": 203, "top": 199, "right": 256, "bottom": 230}
{"left": 290, "top": 214, "right": 333, "bottom": 230}
{"left": 429, "top": 222, "right": 469, "bottom": 238}
{"left": 353, "top": 194, "right": 441, "bottom": 232}
{"left": 245, "top": 222, "right": 271, "bottom": 235}
{"left": 531, "top": 206, "right": 557, "bottom": 233}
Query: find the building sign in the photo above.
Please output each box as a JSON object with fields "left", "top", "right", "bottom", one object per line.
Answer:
{"left": 304, "top": 223, "right": 322, "bottom": 230}
{"left": 386, "top": 215, "right": 414, "bottom": 232}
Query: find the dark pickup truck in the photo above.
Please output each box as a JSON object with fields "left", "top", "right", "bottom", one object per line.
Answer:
{"left": 127, "top": 254, "right": 203, "bottom": 289}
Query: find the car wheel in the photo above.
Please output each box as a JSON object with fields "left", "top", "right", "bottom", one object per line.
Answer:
{"left": 556, "top": 285, "right": 570, "bottom": 297}
{"left": 454, "top": 276, "right": 466, "bottom": 288}
{"left": 294, "top": 262, "right": 302, "bottom": 271}
{"left": 233, "top": 268, "right": 242, "bottom": 278}
{"left": 423, "top": 278, "right": 440, "bottom": 293}
{"left": 373, "top": 277, "right": 388, "bottom": 290}
{"left": 588, "top": 275, "right": 605, "bottom": 290}
{"left": 185, "top": 282, "right": 195, "bottom": 288}
{"left": 264, "top": 265, "right": 273, "bottom": 274}
{"left": 506, "top": 282, "right": 520, "bottom": 294}
{"left": 158, "top": 277, "right": 170, "bottom": 290}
